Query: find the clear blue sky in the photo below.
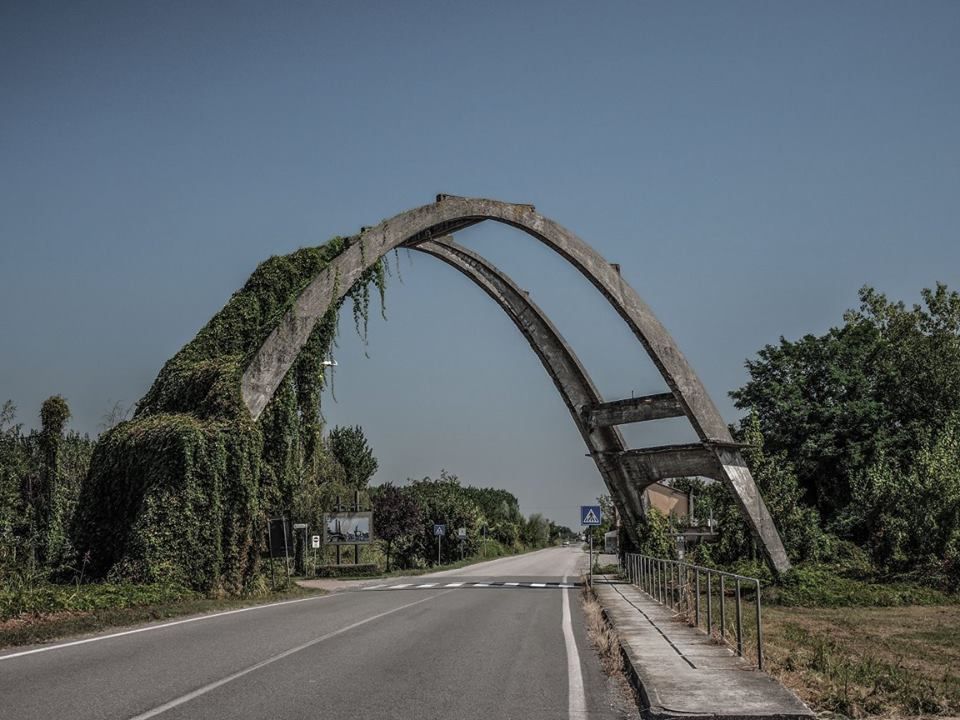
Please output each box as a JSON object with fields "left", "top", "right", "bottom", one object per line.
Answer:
{"left": 2, "top": 1, "right": 958, "bottom": 529}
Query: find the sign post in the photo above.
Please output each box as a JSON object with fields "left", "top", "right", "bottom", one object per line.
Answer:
{"left": 580, "top": 505, "right": 602, "bottom": 586}
{"left": 434, "top": 524, "right": 446, "bottom": 565}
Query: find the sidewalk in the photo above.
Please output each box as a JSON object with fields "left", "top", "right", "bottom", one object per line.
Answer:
{"left": 593, "top": 577, "right": 813, "bottom": 720}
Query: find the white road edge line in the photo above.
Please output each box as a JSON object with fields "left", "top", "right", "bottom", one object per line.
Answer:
{"left": 0, "top": 593, "right": 334, "bottom": 662}
{"left": 126, "top": 590, "right": 454, "bottom": 720}
{"left": 561, "top": 574, "right": 587, "bottom": 720}
{"left": 389, "top": 583, "right": 412, "bottom": 589}
{"left": 444, "top": 582, "right": 464, "bottom": 587}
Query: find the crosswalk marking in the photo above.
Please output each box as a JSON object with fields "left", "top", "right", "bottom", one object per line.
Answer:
{"left": 360, "top": 581, "right": 576, "bottom": 591}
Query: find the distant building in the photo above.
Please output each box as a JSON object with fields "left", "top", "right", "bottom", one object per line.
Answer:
{"left": 604, "top": 529, "right": 619, "bottom": 554}
{"left": 642, "top": 481, "right": 718, "bottom": 548}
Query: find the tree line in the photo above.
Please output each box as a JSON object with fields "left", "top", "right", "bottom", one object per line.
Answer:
{"left": 0, "top": 398, "right": 570, "bottom": 584}
{"left": 372, "top": 470, "right": 573, "bottom": 570}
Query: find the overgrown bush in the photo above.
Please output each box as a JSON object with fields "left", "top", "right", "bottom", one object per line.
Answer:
{"left": 70, "top": 237, "right": 389, "bottom": 593}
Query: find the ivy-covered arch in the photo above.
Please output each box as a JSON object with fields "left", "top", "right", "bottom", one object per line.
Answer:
{"left": 72, "top": 195, "right": 790, "bottom": 591}
{"left": 242, "top": 195, "right": 791, "bottom": 574}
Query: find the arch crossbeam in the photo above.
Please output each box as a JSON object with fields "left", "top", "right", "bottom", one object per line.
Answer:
{"left": 240, "top": 195, "right": 791, "bottom": 573}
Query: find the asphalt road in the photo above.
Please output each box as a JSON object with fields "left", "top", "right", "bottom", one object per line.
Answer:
{"left": 0, "top": 546, "right": 637, "bottom": 720}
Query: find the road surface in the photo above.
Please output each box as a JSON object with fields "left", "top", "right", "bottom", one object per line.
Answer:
{"left": 0, "top": 546, "right": 637, "bottom": 719}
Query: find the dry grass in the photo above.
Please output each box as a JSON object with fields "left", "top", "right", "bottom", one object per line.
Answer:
{"left": 580, "top": 581, "right": 624, "bottom": 676}
{"left": 761, "top": 604, "right": 960, "bottom": 719}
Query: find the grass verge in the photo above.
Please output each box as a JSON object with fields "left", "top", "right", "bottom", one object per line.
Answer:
{"left": 0, "top": 584, "right": 325, "bottom": 650}
{"left": 762, "top": 604, "right": 960, "bottom": 718}
{"left": 579, "top": 575, "right": 643, "bottom": 714}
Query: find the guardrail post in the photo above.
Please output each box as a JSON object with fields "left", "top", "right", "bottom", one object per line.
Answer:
{"left": 657, "top": 560, "right": 662, "bottom": 603}
{"left": 735, "top": 578, "right": 743, "bottom": 657}
{"left": 719, "top": 575, "right": 726, "bottom": 642}
{"left": 695, "top": 569, "right": 700, "bottom": 627}
{"left": 755, "top": 578, "right": 764, "bottom": 671}
{"left": 706, "top": 572, "right": 712, "bottom": 634}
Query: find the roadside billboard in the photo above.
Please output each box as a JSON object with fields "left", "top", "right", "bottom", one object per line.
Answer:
{"left": 323, "top": 511, "right": 373, "bottom": 544}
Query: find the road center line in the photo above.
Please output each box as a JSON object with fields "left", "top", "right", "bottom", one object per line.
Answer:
{"left": 127, "top": 590, "right": 454, "bottom": 720}
{"left": 561, "top": 574, "right": 587, "bottom": 719}
{"left": 0, "top": 593, "right": 334, "bottom": 662}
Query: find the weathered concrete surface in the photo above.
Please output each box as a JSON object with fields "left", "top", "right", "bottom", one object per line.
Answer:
{"left": 593, "top": 577, "right": 813, "bottom": 720}
{"left": 620, "top": 443, "right": 723, "bottom": 485}
{"left": 584, "top": 393, "right": 685, "bottom": 428}
{"left": 239, "top": 195, "right": 791, "bottom": 573}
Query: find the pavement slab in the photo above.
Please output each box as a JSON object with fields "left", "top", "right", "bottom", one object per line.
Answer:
{"left": 593, "top": 577, "right": 814, "bottom": 720}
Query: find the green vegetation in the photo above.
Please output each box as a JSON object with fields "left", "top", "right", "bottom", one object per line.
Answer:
{"left": 638, "top": 285, "right": 960, "bottom": 597}
{"left": 369, "top": 470, "right": 563, "bottom": 570}
{"left": 0, "top": 399, "right": 95, "bottom": 576}
{"left": 727, "top": 284, "right": 960, "bottom": 589}
{"left": 0, "top": 578, "right": 195, "bottom": 620}
{"left": 69, "top": 237, "right": 389, "bottom": 594}
{"left": 0, "top": 581, "right": 323, "bottom": 650}
{"left": 764, "top": 565, "right": 955, "bottom": 608}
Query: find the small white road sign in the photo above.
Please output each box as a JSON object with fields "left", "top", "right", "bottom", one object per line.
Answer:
{"left": 311, "top": 535, "right": 321, "bottom": 549}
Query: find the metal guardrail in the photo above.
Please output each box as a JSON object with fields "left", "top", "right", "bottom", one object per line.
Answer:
{"left": 623, "top": 553, "right": 765, "bottom": 670}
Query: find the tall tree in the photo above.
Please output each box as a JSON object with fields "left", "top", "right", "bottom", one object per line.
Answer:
{"left": 327, "top": 425, "right": 378, "bottom": 490}
{"left": 37, "top": 395, "right": 70, "bottom": 564}
{"left": 371, "top": 483, "right": 422, "bottom": 571}
{"left": 731, "top": 283, "right": 960, "bottom": 523}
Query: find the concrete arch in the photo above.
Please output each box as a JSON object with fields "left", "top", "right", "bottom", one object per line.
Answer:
{"left": 240, "top": 196, "right": 791, "bottom": 573}
{"left": 414, "top": 237, "right": 643, "bottom": 548}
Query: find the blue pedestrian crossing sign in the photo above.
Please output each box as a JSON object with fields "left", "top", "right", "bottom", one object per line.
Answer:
{"left": 580, "top": 505, "right": 602, "bottom": 526}
{"left": 434, "top": 524, "right": 446, "bottom": 537}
